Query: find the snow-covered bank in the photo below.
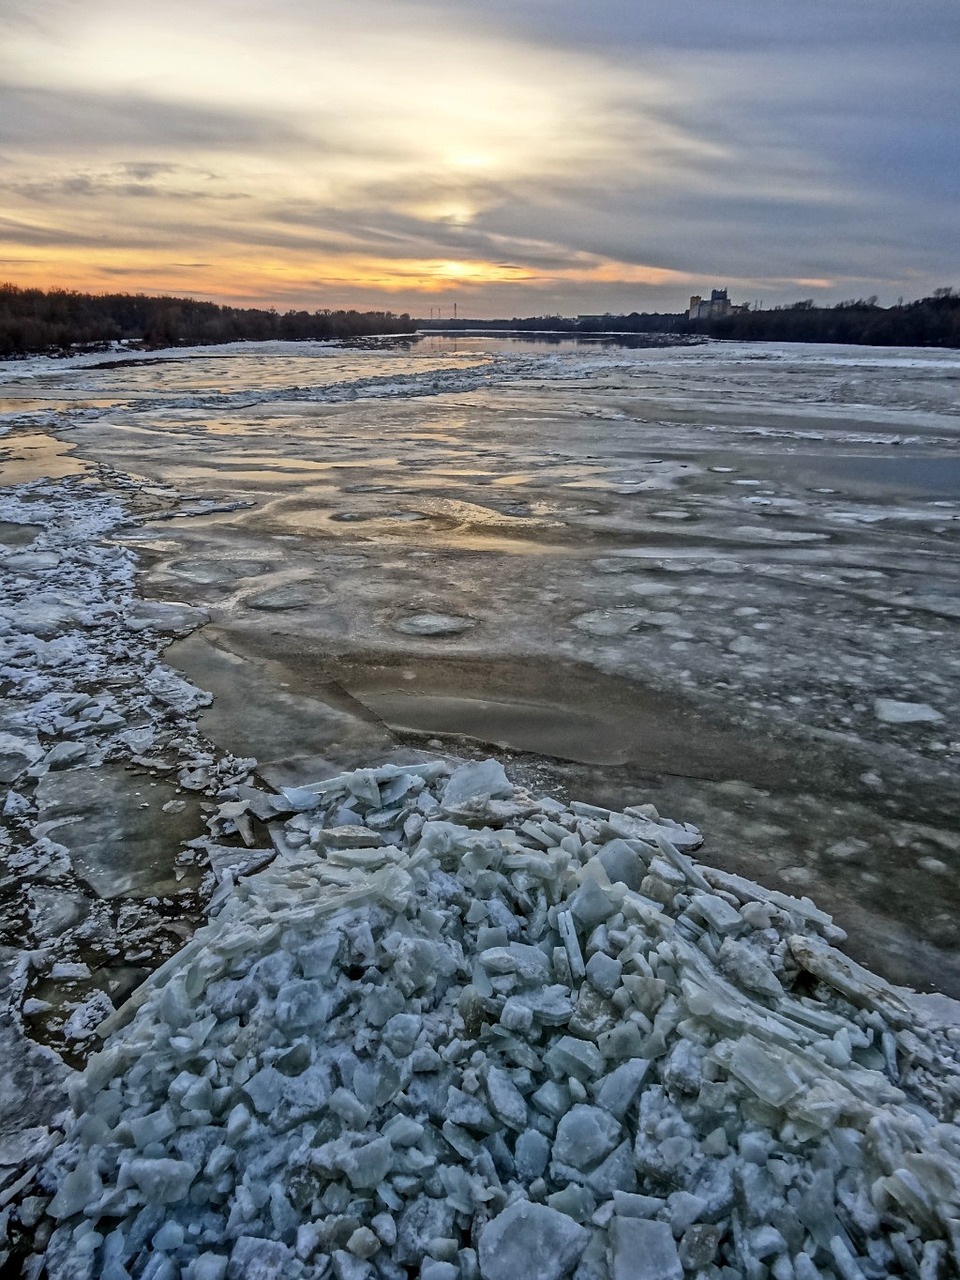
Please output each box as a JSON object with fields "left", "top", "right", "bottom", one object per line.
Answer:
{"left": 36, "top": 758, "right": 960, "bottom": 1280}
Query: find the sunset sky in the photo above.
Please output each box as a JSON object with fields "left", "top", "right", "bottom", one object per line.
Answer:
{"left": 2, "top": 0, "right": 958, "bottom": 317}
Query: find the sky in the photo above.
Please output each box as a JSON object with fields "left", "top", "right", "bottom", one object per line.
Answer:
{"left": 2, "top": 0, "right": 959, "bottom": 318}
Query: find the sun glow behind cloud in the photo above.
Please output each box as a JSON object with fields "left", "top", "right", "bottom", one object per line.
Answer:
{"left": 1, "top": 0, "right": 957, "bottom": 313}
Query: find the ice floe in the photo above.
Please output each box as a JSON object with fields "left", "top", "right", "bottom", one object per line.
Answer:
{"left": 394, "top": 614, "right": 477, "bottom": 637}
{"left": 873, "top": 699, "right": 944, "bottom": 726}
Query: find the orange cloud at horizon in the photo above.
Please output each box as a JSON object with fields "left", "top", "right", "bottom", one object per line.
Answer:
{"left": 0, "top": 242, "right": 700, "bottom": 314}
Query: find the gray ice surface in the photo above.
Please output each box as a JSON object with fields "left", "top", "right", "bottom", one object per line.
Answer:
{"left": 4, "top": 335, "right": 958, "bottom": 990}
{"left": 1, "top": 335, "right": 959, "bottom": 1273}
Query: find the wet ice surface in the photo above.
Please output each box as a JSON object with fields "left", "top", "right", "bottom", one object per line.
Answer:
{"left": 0, "top": 463, "right": 271, "bottom": 1212}
{"left": 0, "top": 336, "right": 958, "bottom": 1272}
{"left": 34, "top": 765, "right": 205, "bottom": 899}
{"left": 5, "top": 336, "right": 952, "bottom": 986}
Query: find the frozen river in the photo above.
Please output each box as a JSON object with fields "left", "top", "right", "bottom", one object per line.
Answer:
{"left": 1, "top": 334, "right": 959, "bottom": 999}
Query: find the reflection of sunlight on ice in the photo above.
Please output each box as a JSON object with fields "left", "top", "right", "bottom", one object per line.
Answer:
{"left": 0, "top": 432, "right": 88, "bottom": 485}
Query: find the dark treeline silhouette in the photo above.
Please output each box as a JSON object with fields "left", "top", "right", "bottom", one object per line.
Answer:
{"left": 703, "top": 289, "right": 960, "bottom": 347}
{"left": 418, "top": 312, "right": 688, "bottom": 336}
{"left": 420, "top": 289, "right": 960, "bottom": 348}
{"left": 0, "top": 283, "right": 415, "bottom": 357}
{"left": 6, "top": 283, "right": 958, "bottom": 356}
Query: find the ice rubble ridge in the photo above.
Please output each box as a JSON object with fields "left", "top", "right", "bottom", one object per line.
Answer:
{"left": 85, "top": 353, "right": 560, "bottom": 417}
{"left": 39, "top": 758, "right": 960, "bottom": 1280}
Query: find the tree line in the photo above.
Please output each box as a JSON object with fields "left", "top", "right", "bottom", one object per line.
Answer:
{"left": 420, "top": 289, "right": 960, "bottom": 348}
{"left": 420, "top": 312, "right": 688, "bottom": 336}
{"left": 0, "top": 283, "right": 415, "bottom": 357}
{"left": 5, "top": 283, "right": 957, "bottom": 357}
{"left": 701, "top": 289, "right": 960, "bottom": 347}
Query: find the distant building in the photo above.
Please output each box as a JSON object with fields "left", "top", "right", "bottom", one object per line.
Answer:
{"left": 688, "top": 288, "right": 745, "bottom": 321}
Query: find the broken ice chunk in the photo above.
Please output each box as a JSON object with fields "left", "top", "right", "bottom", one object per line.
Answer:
{"left": 47, "top": 1162, "right": 103, "bottom": 1219}
{"left": 445, "top": 1087, "right": 496, "bottom": 1133}
{"left": 543, "top": 1037, "right": 605, "bottom": 1081}
{"left": 347, "top": 769, "right": 382, "bottom": 806}
{"left": 727, "top": 1036, "right": 800, "bottom": 1108}
{"left": 275, "top": 980, "right": 330, "bottom": 1031}
{"left": 611, "top": 1191, "right": 665, "bottom": 1220}
{"left": 42, "top": 740, "right": 87, "bottom": 771}
{"left": 485, "top": 1066, "right": 529, "bottom": 1131}
{"left": 478, "top": 1201, "right": 589, "bottom": 1280}
{"left": 187, "top": 1253, "right": 229, "bottom": 1280}
{"left": 873, "top": 698, "right": 943, "bottom": 724}
{"left": 244, "top": 1066, "right": 285, "bottom": 1117}
{"left": 568, "top": 879, "right": 617, "bottom": 931}
{"left": 545, "top": 1183, "right": 596, "bottom": 1223}
{"left": 382, "top": 1013, "right": 421, "bottom": 1057}
{"left": 597, "top": 839, "right": 646, "bottom": 891}
{"left": 441, "top": 759, "right": 513, "bottom": 810}
{"left": 718, "top": 939, "right": 784, "bottom": 1000}
{"left": 337, "top": 1136, "right": 393, "bottom": 1189}
{"left": 585, "top": 951, "right": 622, "bottom": 998}
{"left": 500, "top": 997, "right": 533, "bottom": 1033}
{"left": 655, "top": 833, "right": 712, "bottom": 892}
{"left": 587, "top": 1140, "right": 637, "bottom": 1196}
{"left": 557, "top": 910, "right": 585, "bottom": 982}
{"left": 420, "top": 1261, "right": 458, "bottom": 1280}
{"left": 328, "top": 1088, "right": 371, "bottom": 1129}
{"left": 689, "top": 892, "right": 744, "bottom": 936}
{"left": 594, "top": 1058, "right": 650, "bottom": 1120}
{"left": 532, "top": 1079, "right": 571, "bottom": 1120}
{"left": 598, "top": 1023, "right": 647, "bottom": 1062}
{"left": 316, "top": 826, "right": 385, "bottom": 851}
{"left": 478, "top": 943, "right": 551, "bottom": 984}
{"left": 513, "top": 986, "right": 576, "bottom": 1027}
{"left": 280, "top": 785, "right": 323, "bottom": 812}
{"left": 143, "top": 666, "right": 212, "bottom": 712}
{"left": 119, "top": 1157, "right": 198, "bottom": 1205}
{"left": 228, "top": 1237, "right": 291, "bottom": 1279}
{"left": 515, "top": 1130, "right": 550, "bottom": 1180}
{"left": 553, "top": 1104, "right": 621, "bottom": 1170}
{"left": 299, "top": 933, "right": 342, "bottom": 979}
{"left": 609, "top": 1217, "right": 682, "bottom": 1280}
{"left": 787, "top": 934, "right": 915, "bottom": 1024}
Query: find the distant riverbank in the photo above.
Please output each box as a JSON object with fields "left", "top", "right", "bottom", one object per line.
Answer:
{"left": 0, "top": 282, "right": 415, "bottom": 358}
{"left": 420, "top": 287, "right": 960, "bottom": 349}
{"left": 3, "top": 281, "right": 960, "bottom": 358}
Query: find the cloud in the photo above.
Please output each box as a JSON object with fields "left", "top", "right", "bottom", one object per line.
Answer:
{"left": 0, "top": 83, "right": 310, "bottom": 154}
{"left": 9, "top": 161, "right": 251, "bottom": 206}
{"left": 0, "top": 214, "right": 104, "bottom": 248}
{"left": 0, "top": 0, "right": 957, "bottom": 313}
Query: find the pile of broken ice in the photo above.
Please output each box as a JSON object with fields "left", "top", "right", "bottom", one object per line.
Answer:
{"left": 39, "top": 758, "right": 960, "bottom": 1279}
